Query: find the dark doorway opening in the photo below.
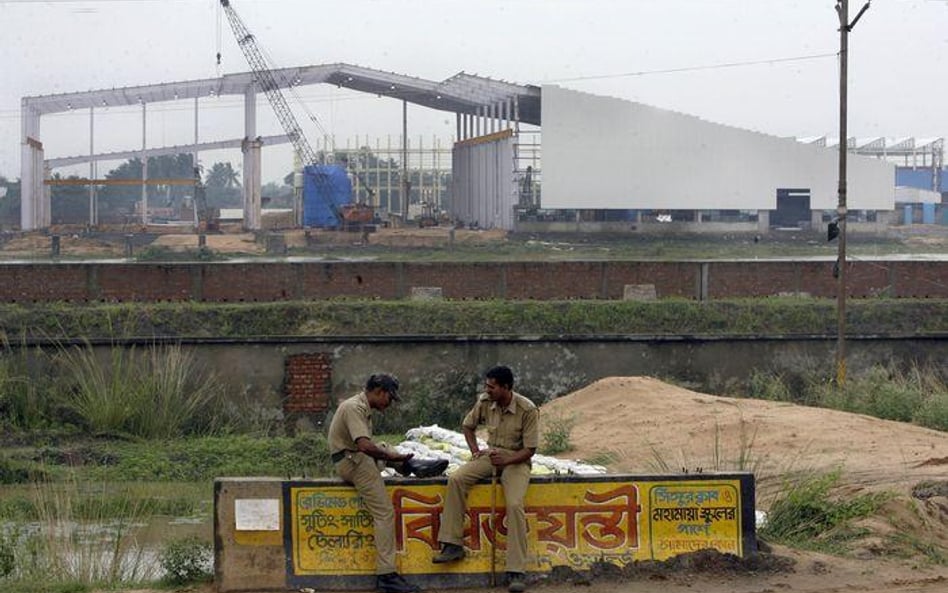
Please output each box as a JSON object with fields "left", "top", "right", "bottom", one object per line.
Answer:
{"left": 772, "top": 188, "right": 811, "bottom": 228}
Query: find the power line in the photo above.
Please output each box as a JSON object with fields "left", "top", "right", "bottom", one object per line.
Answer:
{"left": 541, "top": 52, "right": 838, "bottom": 83}
{"left": 0, "top": 51, "right": 841, "bottom": 120}
{"left": 0, "top": 0, "right": 196, "bottom": 3}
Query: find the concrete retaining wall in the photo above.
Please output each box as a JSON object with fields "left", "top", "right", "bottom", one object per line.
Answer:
{"left": 188, "top": 336, "right": 948, "bottom": 419}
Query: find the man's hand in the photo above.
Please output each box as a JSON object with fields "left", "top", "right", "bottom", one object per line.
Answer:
{"left": 488, "top": 448, "right": 508, "bottom": 467}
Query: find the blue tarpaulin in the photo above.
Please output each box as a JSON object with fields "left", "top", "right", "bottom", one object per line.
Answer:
{"left": 896, "top": 167, "right": 947, "bottom": 192}
{"left": 302, "top": 165, "right": 352, "bottom": 228}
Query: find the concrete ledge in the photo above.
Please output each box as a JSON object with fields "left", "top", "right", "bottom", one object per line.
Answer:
{"left": 409, "top": 287, "right": 443, "bottom": 300}
{"left": 214, "top": 472, "right": 756, "bottom": 591}
{"left": 623, "top": 284, "right": 657, "bottom": 301}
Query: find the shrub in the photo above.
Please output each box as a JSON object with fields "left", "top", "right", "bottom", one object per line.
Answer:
{"left": 760, "top": 469, "right": 890, "bottom": 553}
{"left": 746, "top": 370, "right": 793, "bottom": 401}
{"left": 0, "top": 457, "right": 43, "bottom": 485}
{"left": 914, "top": 391, "right": 948, "bottom": 432}
{"left": 159, "top": 536, "right": 212, "bottom": 585}
{"left": 0, "top": 527, "right": 14, "bottom": 578}
{"left": 56, "top": 342, "right": 225, "bottom": 439}
{"left": 540, "top": 410, "right": 577, "bottom": 455}
{"left": 0, "top": 343, "right": 59, "bottom": 430}
{"left": 817, "top": 364, "right": 933, "bottom": 424}
{"left": 371, "top": 370, "right": 480, "bottom": 435}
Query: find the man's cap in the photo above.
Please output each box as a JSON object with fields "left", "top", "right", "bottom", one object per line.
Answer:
{"left": 369, "top": 373, "right": 400, "bottom": 401}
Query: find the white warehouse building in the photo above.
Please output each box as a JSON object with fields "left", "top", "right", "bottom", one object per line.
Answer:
{"left": 537, "top": 85, "right": 895, "bottom": 233}
{"left": 21, "top": 65, "right": 912, "bottom": 234}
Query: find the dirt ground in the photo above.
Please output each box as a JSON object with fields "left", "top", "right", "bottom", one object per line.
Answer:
{"left": 96, "top": 377, "right": 948, "bottom": 593}
{"left": 531, "top": 377, "right": 948, "bottom": 593}
{"left": 0, "top": 225, "right": 507, "bottom": 258}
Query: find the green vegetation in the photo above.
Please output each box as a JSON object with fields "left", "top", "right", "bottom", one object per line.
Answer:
{"left": 540, "top": 410, "right": 577, "bottom": 455}
{"left": 759, "top": 469, "right": 892, "bottom": 554}
{"left": 158, "top": 537, "right": 213, "bottom": 585}
{"left": 745, "top": 362, "right": 948, "bottom": 432}
{"left": 0, "top": 298, "right": 946, "bottom": 340}
{"left": 58, "top": 342, "right": 225, "bottom": 438}
{"left": 0, "top": 435, "right": 331, "bottom": 488}
{"left": 646, "top": 419, "right": 765, "bottom": 476}
{"left": 0, "top": 290, "right": 945, "bottom": 589}
{"left": 0, "top": 476, "right": 158, "bottom": 592}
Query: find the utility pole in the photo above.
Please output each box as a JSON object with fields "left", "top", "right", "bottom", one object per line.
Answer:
{"left": 834, "top": 0, "right": 871, "bottom": 386}
{"left": 402, "top": 100, "right": 410, "bottom": 225}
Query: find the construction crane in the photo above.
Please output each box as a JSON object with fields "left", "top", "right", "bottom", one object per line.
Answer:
{"left": 218, "top": 0, "right": 376, "bottom": 229}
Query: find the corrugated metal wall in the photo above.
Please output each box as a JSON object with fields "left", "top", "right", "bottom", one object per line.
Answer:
{"left": 450, "top": 131, "right": 516, "bottom": 230}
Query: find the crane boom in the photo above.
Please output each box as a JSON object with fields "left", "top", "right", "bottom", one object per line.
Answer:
{"left": 219, "top": 0, "right": 319, "bottom": 167}
{"left": 219, "top": 0, "right": 378, "bottom": 229}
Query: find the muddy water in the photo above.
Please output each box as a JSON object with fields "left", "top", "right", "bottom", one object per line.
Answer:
{"left": 0, "top": 481, "right": 214, "bottom": 581}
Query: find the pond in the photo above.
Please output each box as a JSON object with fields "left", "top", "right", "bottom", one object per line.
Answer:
{"left": 0, "top": 482, "right": 213, "bottom": 584}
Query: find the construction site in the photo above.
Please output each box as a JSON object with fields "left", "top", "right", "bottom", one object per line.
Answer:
{"left": 10, "top": 1, "right": 945, "bottom": 242}
{"left": 1, "top": 3, "right": 947, "bottom": 593}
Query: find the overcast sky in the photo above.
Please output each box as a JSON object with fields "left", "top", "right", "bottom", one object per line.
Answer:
{"left": 1, "top": 0, "right": 945, "bottom": 183}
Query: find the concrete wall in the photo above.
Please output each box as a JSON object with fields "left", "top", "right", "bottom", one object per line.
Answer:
{"left": 143, "top": 336, "right": 948, "bottom": 417}
{"left": 1, "top": 259, "right": 947, "bottom": 302}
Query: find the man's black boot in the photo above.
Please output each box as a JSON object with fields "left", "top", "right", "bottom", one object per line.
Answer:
{"left": 507, "top": 572, "right": 527, "bottom": 593}
{"left": 400, "top": 457, "right": 449, "bottom": 478}
{"left": 432, "top": 542, "right": 465, "bottom": 563}
{"left": 377, "top": 572, "right": 420, "bottom": 593}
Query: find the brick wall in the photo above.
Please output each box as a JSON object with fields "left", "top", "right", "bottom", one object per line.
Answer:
{"left": 0, "top": 260, "right": 945, "bottom": 302}
{"left": 283, "top": 352, "right": 332, "bottom": 426}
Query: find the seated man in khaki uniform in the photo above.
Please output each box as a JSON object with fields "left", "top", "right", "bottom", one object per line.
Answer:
{"left": 328, "top": 373, "right": 447, "bottom": 593}
{"left": 432, "top": 365, "right": 539, "bottom": 593}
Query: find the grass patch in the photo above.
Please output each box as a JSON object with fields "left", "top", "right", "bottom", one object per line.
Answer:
{"left": 76, "top": 434, "right": 331, "bottom": 482}
{"left": 646, "top": 419, "right": 765, "bottom": 476}
{"left": 759, "top": 469, "right": 892, "bottom": 554}
{"left": 884, "top": 532, "right": 948, "bottom": 565}
{"left": 742, "top": 362, "right": 948, "bottom": 432}
{"left": 158, "top": 536, "right": 213, "bottom": 585}
{"left": 0, "top": 298, "right": 946, "bottom": 341}
{"left": 0, "top": 481, "right": 208, "bottom": 522}
{"left": 0, "top": 475, "right": 158, "bottom": 588}
{"left": 56, "top": 342, "right": 226, "bottom": 439}
{"left": 540, "top": 410, "right": 577, "bottom": 455}
{"left": 582, "top": 450, "right": 619, "bottom": 467}
{"left": 0, "top": 434, "right": 332, "bottom": 494}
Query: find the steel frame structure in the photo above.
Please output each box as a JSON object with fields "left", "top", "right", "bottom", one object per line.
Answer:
{"left": 20, "top": 63, "right": 540, "bottom": 230}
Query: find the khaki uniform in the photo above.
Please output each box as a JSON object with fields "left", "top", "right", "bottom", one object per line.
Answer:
{"left": 438, "top": 391, "right": 539, "bottom": 573}
{"left": 328, "top": 391, "right": 398, "bottom": 575}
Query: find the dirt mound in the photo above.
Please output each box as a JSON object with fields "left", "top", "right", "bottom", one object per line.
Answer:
{"left": 151, "top": 232, "right": 263, "bottom": 254}
{"left": 0, "top": 232, "right": 124, "bottom": 257}
{"left": 531, "top": 377, "right": 948, "bottom": 592}
{"left": 539, "top": 376, "right": 948, "bottom": 496}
